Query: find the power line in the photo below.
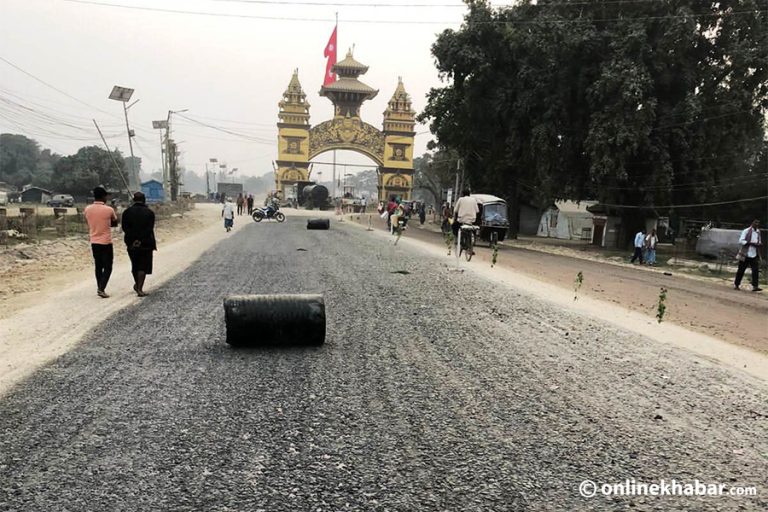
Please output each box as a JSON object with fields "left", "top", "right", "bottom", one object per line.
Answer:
{"left": 209, "top": 0, "right": 472, "bottom": 7}
{"left": 175, "top": 113, "right": 276, "bottom": 144}
{"left": 597, "top": 196, "right": 768, "bottom": 209}
{"left": 62, "top": 0, "right": 759, "bottom": 24}
{"left": 0, "top": 55, "right": 120, "bottom": 119}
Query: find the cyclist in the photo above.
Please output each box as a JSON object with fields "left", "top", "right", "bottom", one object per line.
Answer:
{"left": 453, "top": 187, "right": 478, "bottom": 226}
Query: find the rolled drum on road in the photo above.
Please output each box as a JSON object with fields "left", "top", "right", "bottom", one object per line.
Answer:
{"left": 224, "top": 294, "right": 325, "bottom": 346}
{"left": 307, "top": 219, "right": 330, "bottom": 230}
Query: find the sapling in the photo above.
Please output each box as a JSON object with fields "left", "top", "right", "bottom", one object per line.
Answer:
{"left": 574, "top": 271, "right": 584, "bottom": 301}
{"left": 656, "top": 287, "right": 668, "bottom": 323}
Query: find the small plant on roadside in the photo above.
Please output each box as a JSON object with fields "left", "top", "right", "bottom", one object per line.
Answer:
{"left": 491, "top": 243, "right": 499, "bottom": 267}
{"left": 656, "top": 287, "right": 668, "bottom": 323}
{"left": 444, "top": 232, "right": 454, "bottom": 255}
{"left": 574, "top": 271, "right": 584, "bottom": 301}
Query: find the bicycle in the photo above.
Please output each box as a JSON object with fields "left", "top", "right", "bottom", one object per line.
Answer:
{"left": 458, "top": 224, "right": 480, "bottom": 261}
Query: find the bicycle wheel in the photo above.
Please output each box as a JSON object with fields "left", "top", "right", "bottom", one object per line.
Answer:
{"left": 465, "top": 238, "right": 473, "bottom": 261}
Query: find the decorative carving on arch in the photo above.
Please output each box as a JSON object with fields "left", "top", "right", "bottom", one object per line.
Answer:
{"left": 281, "top": 167, "right": 304, "bottom": 181}
{"left": 386, "top": 174, "right": 409, "bottom": 188}
{"left": 309, "top": 116, "right": 385, "bottom": 165}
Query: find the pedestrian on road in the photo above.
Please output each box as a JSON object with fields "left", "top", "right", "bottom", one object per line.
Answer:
{"left": 386, "top": 195, "right": 397, "bottom": 232}
{"left": 441, "top": 202, "right": 452, "bottom": 234}
{"left": 645, "top": 229, "right": 658, "bottom": 266}
{"left": 121, "top": 191, "right": 156, "bottom": 297}
{"left": 247, "top": 194, "right": 254, "bottom": 215}
{"left": 236, "top": 193, "right": 244, "bottom": 216}
{"left": 419, "top": 203, "right": 426, "bottom": 225}
{"left": 734, "top": 219, "right": 763, "bottom": 292}
{"left": 222, "top": 200, "right": 235, "bottom": 232}
{"left": 630, "top": 229, "right": 646, "bottom": 264}
{"left": 84, "top": 186, "right": 117, "bottom": 298}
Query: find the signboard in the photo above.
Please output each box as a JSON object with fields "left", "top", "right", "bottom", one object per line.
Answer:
{"left": 446, "top": 188, "right": 453, "bottom": 207}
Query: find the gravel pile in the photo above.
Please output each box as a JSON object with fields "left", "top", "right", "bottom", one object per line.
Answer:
{"left": 0, "top": 218, "right": 766, "bottom": 511}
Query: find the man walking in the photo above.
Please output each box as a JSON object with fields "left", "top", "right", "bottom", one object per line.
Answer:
{"left": 121, "top": 191, "right": 156, "bottom": 297}
{"left": 645, "top": 228, "right": 658, "bottom": 266}
{"left": 84, "top": 186, "right": 117, "bottom": 298}
{"left": 236, "top": 193, "right": 244, "bottom": 216}
{"left": 734, "top": 219, "right": 763, "bottom": 292}
{"left": 630, "top": 229, "right": 646, "bottom": 264}
{"left": 222, "top": 199, "right": 235, "bottom": 232}
{"left": 246, "top": 194, "right": 254, "bottom": 215}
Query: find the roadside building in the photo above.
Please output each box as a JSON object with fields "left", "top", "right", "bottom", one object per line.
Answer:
{"left": 20, "top": 186, "right": 53, "bottom": 204}
{"left": 587, "top": 203, "right": 658, "bottom": 248}
{"left": 537, "top": 201, "right": 597, "bottom": 240}
{"left": 140, "top": 179, "right": 165, "bottom": 203}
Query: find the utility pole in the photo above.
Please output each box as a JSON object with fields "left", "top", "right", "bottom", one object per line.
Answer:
{"left": 165, "top": 109, "right": 188, "bottom": 201}
{"left": 205, "top": 162, "right": 210, "bottom": 199}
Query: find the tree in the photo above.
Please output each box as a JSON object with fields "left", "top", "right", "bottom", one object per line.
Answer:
{"left": 0, "top": 134, "right": 41, "bottom": 188}
{"left": 0, "top": 134, "right": 62, "bottom": 189}
{"left": 50, "top": 146, "right": 125, "bottom": 195}
{"left": 412, "top": 151, "right": 460, "bottom": 205}
{"left": 420, "top": 0, "right": 768, "bottom": 240}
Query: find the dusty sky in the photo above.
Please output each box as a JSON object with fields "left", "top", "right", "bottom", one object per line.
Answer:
{"left": 0, "top": 0, "right": 513, "bottom": 182}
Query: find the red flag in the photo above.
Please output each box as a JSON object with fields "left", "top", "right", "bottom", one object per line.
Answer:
{"left": 323, "top": 25, "right": 337, "bottom": 86}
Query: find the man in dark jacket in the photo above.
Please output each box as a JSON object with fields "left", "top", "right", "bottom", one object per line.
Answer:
{"left": 121, "top": 191, "right": 157, "bottom": 297}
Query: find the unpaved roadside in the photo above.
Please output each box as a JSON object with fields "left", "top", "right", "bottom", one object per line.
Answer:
{"left": 350, "top": 214, "right": 768, "bottom": 354}
{"left": 0, "top": 203, "right": 250, "bottom": 395}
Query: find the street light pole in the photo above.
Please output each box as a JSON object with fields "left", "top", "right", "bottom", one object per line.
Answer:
{"left": 165, "top": 109, "right": 188, "bottom": 201}
{"left": 108, "top": 85, "right": 137, "bottom": 194}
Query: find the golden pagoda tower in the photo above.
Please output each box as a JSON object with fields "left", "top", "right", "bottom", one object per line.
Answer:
{"left": 275, "top": 69, "right": 311, "bottom": 197}
{"left": 380, "top": 77, "right": 416, "bottom": 201}
{"left": 320, "top": 50, "right": 379, "bottom": 117}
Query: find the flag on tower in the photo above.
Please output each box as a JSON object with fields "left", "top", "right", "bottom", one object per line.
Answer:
{"left": 323, "top": 25, "right": 338, "bottom": 86}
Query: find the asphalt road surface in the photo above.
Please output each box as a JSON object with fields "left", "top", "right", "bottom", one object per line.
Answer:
{"left": 1, "top": 217, "right": 766, "bottom": 511}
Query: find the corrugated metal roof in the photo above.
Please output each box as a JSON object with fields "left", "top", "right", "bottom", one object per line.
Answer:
{"left": 554, "top": 200, "right": 597, "bottom": 214}
{"left": 470, "top": 194, "right": 505, "bottom": 204}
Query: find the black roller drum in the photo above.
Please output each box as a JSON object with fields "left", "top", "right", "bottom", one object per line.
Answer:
{"left": 224, "top": 294, "right": 325, "bottom": 346}
{"left": 307, "top": 219, "right": 330, "bottom": 230}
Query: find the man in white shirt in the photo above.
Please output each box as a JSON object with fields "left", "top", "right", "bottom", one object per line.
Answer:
{"left": 452, "top": 189, "right": 479, "bottom": 237}
{"left": 630, "top": 229, "right": 646, "bottom": 264}
{"left": 734, "top": 219, "right": 762, "bottom": 291}
{"left": 222, "top": 200, "right": 235, "bottom": 232}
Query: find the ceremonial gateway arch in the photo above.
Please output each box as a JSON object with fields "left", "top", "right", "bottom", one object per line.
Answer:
{"left": 275, "top": 51, "right": 415, "bottom": 202}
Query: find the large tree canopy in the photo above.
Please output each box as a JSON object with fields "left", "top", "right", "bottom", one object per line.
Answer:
{"left": 0, "top": 134, "right": 60, "bottom": 189}
{"left": 419, "top": 0, "right": 768, "bottom": 236}
{"left": 50, "top": 146, "right": 125, "bottom": 195}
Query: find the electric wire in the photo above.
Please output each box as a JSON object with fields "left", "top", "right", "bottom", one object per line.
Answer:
{"left": 62, "top": 0, "right": 761, "bottom": 25}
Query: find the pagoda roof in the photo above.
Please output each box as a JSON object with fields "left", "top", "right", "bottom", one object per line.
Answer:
{"left": 321, "top": 77, "right": 378, "bottom": 98}
{"left": 283, "top": 69, "right": 304, "bottom": 96}
{"left": 333, "top": 50, "right": 369, "bottom": 75}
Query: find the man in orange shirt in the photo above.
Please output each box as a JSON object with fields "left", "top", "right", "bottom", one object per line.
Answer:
{"left": 84, "top": 186, "right": 118, "bottom": 298}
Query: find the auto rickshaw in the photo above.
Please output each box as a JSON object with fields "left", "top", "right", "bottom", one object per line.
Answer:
{"left": 469, "top": 194, "right": 509, "bottom": 245}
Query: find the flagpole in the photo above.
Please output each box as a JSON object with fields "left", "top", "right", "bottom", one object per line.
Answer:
{"left": 333, "top": 11, "right": 338, "bottom": 202}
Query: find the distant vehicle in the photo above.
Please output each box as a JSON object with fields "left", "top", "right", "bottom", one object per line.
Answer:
{"left": 469, "top": 194, "right": 509, "bottom": 244}
{"left": 301, "top": 184, "right": 330, "bottom": 210}
{"left": 46, "top": 194, "right": 75, "bottom": 207}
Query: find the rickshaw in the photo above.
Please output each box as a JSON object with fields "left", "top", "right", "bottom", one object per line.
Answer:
{"left": 469, "top": 194, "right": 509, "bottom": 245}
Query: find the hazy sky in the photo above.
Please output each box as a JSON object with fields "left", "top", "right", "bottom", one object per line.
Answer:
{"left": 0, "top": 0, "right": 513, "bottom": 182}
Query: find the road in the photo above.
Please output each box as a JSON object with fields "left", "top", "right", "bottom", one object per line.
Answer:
{"left": 1, "top": 217, "right": 766, "bottom": 511}
{"left": 365, "top": 215, "right": 768, "bottom": 354}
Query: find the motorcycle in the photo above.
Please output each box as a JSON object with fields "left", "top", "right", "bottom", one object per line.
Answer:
{"left": 252, "top": 205, "right": 285, "bottom": 223}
